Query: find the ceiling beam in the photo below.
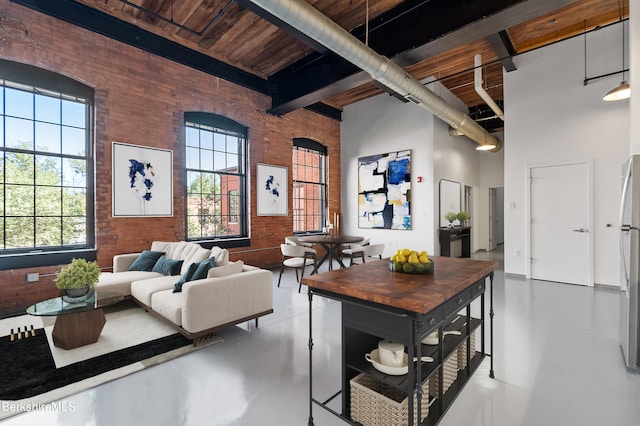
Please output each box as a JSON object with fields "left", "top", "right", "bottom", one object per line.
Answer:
{"left": 486, "top": 31, "right": 517, "bottom": 72}
{"left": 11, "top": 0, "right": 272, "bottom": 94}
{"left": 9, "top": 0, "right": 342, "bottom": 120}
{"left": 259, "top": 0, "right": 581, "bottom": 115}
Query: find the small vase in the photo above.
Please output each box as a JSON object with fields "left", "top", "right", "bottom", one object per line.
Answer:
{"left": 62, "top": 286, "right": 94, "bottom": 303}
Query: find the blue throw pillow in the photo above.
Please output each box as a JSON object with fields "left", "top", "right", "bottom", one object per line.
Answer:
{"left": 128, "top": 250, "right": 165, "bottom": 272}
{"left": 173, "top": 262, "right": 198, "bottom": 293}
{"left": 152, "top": 256, "right": 184, "bottom": 276}
{"left": 191, "top": 258, "right": 216, "bottom": 281}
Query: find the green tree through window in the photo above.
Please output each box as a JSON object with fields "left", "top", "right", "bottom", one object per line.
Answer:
{"left": 185, "top": 112, "right": 247, "bottom": 241}
{"left": 0, "top": 70, "right": 93, "bottom": 258}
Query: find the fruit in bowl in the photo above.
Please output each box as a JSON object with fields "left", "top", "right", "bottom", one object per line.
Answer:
{"left": 389, "top": 248, "right": 434, "bottom": 274}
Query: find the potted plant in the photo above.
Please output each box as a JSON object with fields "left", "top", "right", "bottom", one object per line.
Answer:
{"left": 456, "top": 211, "right": 470, "bottom": 226}
{"left": 444, "top": 211, "right": 457, "bottom": 228}
{"left": 55, "top": 258, "right": 101, "bottom": 302}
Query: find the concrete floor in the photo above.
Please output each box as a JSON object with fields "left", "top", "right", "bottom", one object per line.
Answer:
{"left": 3, "top": 247, "right": 640, "bottom": 425}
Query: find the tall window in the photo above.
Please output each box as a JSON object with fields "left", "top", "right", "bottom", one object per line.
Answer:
{"left": 0, "top": 60, "right": 94, "bottom": 263}
{"left": 185, "top": 112, "right": 247, "bottom": 241}
{"left": 292, "top": 138, "right": 327, "bottom": 233}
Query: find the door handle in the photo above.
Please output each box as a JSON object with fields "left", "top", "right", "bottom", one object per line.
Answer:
{"left": 572, "top": 228, "right": 588, "bottom": 233}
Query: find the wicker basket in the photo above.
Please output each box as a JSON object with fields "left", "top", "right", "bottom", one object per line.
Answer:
{"left": 428, "top": 353, "right": 458, "bottom": 397}
{"left": 457, "top": 331, "right": 477, "bottom": 370}
{"left": 350, "top": 373, "right": 429, "bottom": 426}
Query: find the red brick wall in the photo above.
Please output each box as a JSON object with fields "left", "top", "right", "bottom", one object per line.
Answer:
{"left": 0, "top": 2, "right": 341, "bottom": 313}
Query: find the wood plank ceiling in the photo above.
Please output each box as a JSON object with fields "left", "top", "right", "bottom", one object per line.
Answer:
{"left": 27, "top": 0, "right": 629, "bottom": 131}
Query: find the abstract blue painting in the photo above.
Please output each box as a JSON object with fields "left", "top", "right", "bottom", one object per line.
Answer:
{"left": 257, "top": 163, "right": 287, "bottom": 216}
{"left": 358, "top": 150, "right": 411, "bottom": 230}
{"left": 113, "top": 142, "right": 173, "bottom": 217}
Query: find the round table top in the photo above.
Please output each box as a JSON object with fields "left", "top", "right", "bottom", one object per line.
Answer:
{"left": 298, "top": 235, "right": 364, "bottom": 245}
{"left": 26, "top": 292, "right": 124, "bottom": 316}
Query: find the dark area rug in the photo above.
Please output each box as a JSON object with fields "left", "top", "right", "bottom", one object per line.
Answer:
{"left": 0, "top": 329, "right": 191, "bottom": 400}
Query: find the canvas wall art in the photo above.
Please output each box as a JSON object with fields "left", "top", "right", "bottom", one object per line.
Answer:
{"left": 257, "top": 163, "right": 288, "bottom": 216}
{"left": 358, "top": 150, "right": 411, "bottom": 230}
{"left": 112, "top": 142, "right": 173, "bottom": 217}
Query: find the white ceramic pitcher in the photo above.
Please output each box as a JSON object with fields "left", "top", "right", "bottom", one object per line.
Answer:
{"left": 378, "top": 340, "right": 404, "bottom": 367}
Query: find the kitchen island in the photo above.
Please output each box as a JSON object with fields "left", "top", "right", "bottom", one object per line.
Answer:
{"left": 302, "top": 256, "right": 498, "bottom": 425}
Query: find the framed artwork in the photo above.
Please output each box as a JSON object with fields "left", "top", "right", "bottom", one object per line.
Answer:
{"left": 358, "top": 150, "right": 411, "bottom": 230}
{"left": 112, "top": 142, "right": 173, "bottom": 217}
{"left": 256, "top": 163, "right": 288, "bottom": 216}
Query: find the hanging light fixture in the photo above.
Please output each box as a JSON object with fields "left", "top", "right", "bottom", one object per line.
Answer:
{"left": 604, "top": 0, "right": 630, "bottom": 101}
{"left": 603, "top": 80, "right": 630, "bottom": 101}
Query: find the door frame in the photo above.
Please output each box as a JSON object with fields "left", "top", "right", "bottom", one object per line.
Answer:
{"left": 525, "top": 159, "right": 594, "bottom": 286}
{"left": 489, "top": 186, "right": 504, "bottom": 251}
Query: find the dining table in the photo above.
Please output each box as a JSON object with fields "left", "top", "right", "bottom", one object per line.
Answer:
{"left": 298, "top": 235, "right": 364, "bottom": 272}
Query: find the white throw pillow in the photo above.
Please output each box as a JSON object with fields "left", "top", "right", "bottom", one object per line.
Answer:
{"left": 207, "top": 260, "right": 243, "bottom": 278}
{"left": 210, "top": 246, "right": 229, "bottom": 266}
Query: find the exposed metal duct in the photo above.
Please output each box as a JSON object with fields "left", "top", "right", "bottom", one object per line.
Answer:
{"left": 247, "top": 0, "right": 501, "bottom": 152}
{"left": 474, "top": 54, "right": 505, "bottom": 121}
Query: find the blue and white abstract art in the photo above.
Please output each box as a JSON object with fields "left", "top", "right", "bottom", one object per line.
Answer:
{"left": 358, "top": 150, "right": 411, "bottom": 230}
{"left": 257, "top": 163, "right": 288, "bottom": 216}
{"left": 112, "top": 142, "right": 173, "bottom": 217}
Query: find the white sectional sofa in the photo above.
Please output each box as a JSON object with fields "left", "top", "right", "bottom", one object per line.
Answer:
{"left": 97, "top": 241, "right": 273, "bottom": 343}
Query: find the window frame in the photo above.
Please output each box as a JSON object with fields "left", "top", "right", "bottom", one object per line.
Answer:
{"left": 0, "top": 60, "right": 95, "bottom": 270}
{"left": 292, "top": 138, "right": 328, "bottom": 235}
{"left": 184, "top": 112, "right": 249, "bottom": 247}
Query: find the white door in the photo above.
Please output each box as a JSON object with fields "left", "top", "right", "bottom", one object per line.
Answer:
{"left": 529, "top": 162, "right": 592, "bottom": 286}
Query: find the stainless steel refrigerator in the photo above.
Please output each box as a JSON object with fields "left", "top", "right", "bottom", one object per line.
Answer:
{"left": 619, "top": 156, "right": 640, "bottom": 369}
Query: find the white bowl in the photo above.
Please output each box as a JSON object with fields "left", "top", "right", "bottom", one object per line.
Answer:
{"left": 365, "top": 349, "right": 408, "bottom": 375}
{"left": 421, "top": 330, "right": 461, "bottom": 345}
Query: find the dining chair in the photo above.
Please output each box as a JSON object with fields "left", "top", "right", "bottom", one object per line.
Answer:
{"left": 278, "top": 244, "right": 317, "bottom": 292}
{"left": 340, "top": 237, "right": 370, "bottom": 264}
{"left": 284, "top": 235, "right": 314, "bottom": 248}
{"left": 349, "top": 243, "right": 385, "bottom": 266}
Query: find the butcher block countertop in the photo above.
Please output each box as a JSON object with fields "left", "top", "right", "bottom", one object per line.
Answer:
{"left": 302, "top": 256, "right": 498, "bottom": 315}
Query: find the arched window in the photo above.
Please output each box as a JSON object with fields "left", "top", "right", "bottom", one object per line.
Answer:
{"left": 292, "top": 138, "right": 327, "bottom": 233}
{"left": 0, "top": 60, "right": 95, "bottom": 268}
{"left": 184, "top": 112, "right": 248, "bottom": 242}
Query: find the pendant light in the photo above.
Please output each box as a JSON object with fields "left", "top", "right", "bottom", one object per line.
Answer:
{"left": 604, "top": 0, "right": 630, "bottom": 101}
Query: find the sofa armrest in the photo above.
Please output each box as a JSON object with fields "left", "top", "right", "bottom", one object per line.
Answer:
{"left": 181, "top": 268, "right": 273, "bottom": 333}
{"left": 113, "top": 253, "right": 140, "bottom": 273}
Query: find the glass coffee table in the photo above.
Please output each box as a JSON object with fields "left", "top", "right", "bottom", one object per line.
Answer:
{"left": 26, "top": 292, "right": 124, "bottom": 350}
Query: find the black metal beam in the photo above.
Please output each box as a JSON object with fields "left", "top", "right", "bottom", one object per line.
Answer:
{"left": 261, "top": 0, "right": 581, "bottom": 115}
{"left": 11, "top": 0, "right": 342, "bottom": 119}
{"left": 10, "top": 0, "right": 270, "bottom": 94}
{"left": 304, "top": 102, "right": 342, "bottom": 121}
{"left": 487, "top": 31, "right": 517, "bottom": 72}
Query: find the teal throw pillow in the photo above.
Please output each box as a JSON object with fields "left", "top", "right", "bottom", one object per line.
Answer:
{"left": 191, "top": 258, "right": 216, "bottom": 281}
{"left": 173, "top": 262, "right": 198, "bottom": 293}
{"left": 152, "top": 256, "right": 184, "bottom": 276}
{"left": 128, "top": 250, "right": 165, "bottom": 272}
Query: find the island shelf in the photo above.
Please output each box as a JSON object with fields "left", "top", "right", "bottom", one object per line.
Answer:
{"left": 303, "top": 256, "right": 497, "bottom": 426}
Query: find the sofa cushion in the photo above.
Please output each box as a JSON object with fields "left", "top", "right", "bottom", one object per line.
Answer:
{"left": 173, "top": 262, "right": 198, "bottom": 293}
{"left": 96, "top": 271, "right": 162, "bottom": 296}
{"left": 150, "top": 241, "right": 211, "bottom": 275}
{"left": 151, "top": 290, "right": 182, "bottom": 326}
{"left": 131, "top": 275, "right": 180, "bottom": 306}
{"left": 191, "top": 258, "right": 216, "bottom": 281}
{"left": 207, "top": 260, "right": 244, "bottom": 278}
{"left": 128, "top": 250, "right": 165, "bottom": 272}
{"left": 210, "top": 246, "right": 229, "bottom": 266}
{"left": 152, "top": 256, "right": 183, "bottom": 276}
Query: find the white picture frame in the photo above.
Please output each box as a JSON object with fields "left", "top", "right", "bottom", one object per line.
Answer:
{"left": 112, "top": 142, "right": 173, "bottom": 217}
{"left": 256, "top": 163, "right": 288, "bottom": 216}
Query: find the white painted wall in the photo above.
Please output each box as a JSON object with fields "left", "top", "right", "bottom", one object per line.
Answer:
{"left": 504, "top": 23, "right": 629, "bottom": 286}
{"left": 341, "top": 82, "right": 503, "bottom": 256}
{"left": 430, "top": 87, "right": 499, "bottom": 254}
{"left": 632, "top": 0, "right": 640, "bottom": 155}
{"left": 341, "top": 92, "right": 436, "bottom": 256}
